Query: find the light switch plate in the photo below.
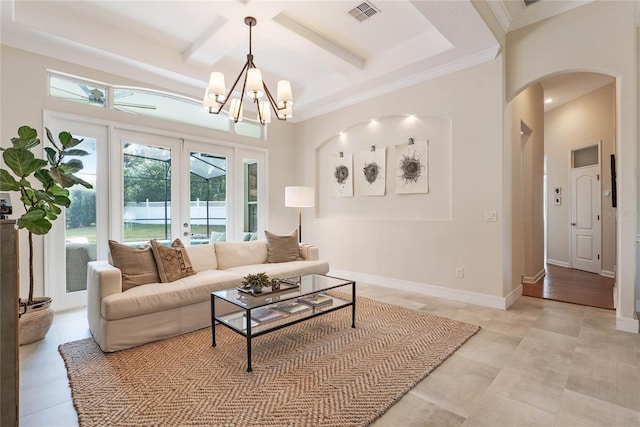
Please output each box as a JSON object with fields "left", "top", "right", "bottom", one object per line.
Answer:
{"left": 484, "top": 210, "right": 497, "bottom": 222}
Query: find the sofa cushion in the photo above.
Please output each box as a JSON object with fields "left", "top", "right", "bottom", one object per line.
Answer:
{"left": 265, "top": 230, "right": 300, "bottom": 263}
{"left": 215, "top": 241, "right": 267, "bottom": 270}
{"left": 101, "top": 270, "right": 241, "bottom": 321}
{"left": 224, "top": 260, "right": 330, "bottom": 279}
{"left": 108, "top": 240, "right": 160, "bottom": 291}
{"left": 185, "top": 244, "right": 217, "bottom": 272}
{"left": 150, "top": 239, "right": 195, "bottom": 283}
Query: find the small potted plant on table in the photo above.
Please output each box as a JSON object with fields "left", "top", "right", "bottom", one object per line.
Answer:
{"left": 241, "top": 273, "right": 271, "bottom": 295}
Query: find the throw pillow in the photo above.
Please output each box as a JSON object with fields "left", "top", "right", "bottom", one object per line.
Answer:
{"left": 265, "top": 229, "right": 300, "bottom": 263}
{"left": 108, "top": 240, "right": 160, "bottom": 291}
{"left": 150, "top": 239, "right": 196, "bottom": 283}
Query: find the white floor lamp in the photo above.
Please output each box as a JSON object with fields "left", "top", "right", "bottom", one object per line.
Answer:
{"left": 285, "top": 186, "right": 314, "bottom": 243}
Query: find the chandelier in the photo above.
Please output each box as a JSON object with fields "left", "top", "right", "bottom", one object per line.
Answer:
{"left": 202, "top": 16, "right": 293, "bottom": 125}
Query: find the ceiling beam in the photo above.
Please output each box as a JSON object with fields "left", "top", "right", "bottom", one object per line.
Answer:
{"left": 272, "top": 13, "right": 364, "bottom": 70}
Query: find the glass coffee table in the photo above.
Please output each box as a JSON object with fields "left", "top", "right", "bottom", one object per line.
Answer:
{"left": 211, "top": 274, "right": 356, "bottom": 372}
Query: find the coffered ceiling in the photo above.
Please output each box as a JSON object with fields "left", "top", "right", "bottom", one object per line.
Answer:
{"left": 0, "top": 0, "right": 596, "bottom": 121}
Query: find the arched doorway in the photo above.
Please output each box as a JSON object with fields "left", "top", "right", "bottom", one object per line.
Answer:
{"left": 511, "top": 72, "right": 616, "bottom": 309}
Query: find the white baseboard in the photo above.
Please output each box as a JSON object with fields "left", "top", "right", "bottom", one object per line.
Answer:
{"left": 522, "top": 268, "right": 545, "bottom": 284}
{"left": 547, "top": 259, "right": 569, "bottom": 268}
{"left": 601, "top": 270, "right": 615, "bottom": 278}
{"left": 616, "top": 316, "right": 639, "bottom": 334}
{"left": 504, "top": 285, "right": 523, "bottom": 309}
{"left": 329, "top": 268, "right": 516, "bottom": 310}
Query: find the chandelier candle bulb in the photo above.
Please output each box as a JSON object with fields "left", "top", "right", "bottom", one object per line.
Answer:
{"left": 202, "top": 90, "right": 215, "bottom": 110}
{"left": 278, "top": 104, "right": 293, "bottom": 120}
{"left": 246, "top": 68, "right": 264, "bottom": 99}
{"left": 277, "top": 80, "right": 293, "bottom": 108}
{"left": 229, "top": 99, "right": 243, "bottom": 122}
{"left": 258, "top": 101, "right": 271, "bottom": 123}
{"left": 207, "top": 72, "right": 226, "bottom": 103}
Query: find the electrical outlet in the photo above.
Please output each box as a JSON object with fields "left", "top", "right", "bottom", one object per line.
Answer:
{"left": 455, "top": 267, "right": 464, "bottom": 279}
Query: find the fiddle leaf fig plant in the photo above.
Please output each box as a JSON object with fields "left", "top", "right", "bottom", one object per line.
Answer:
{"left": 0, "top": 125, "right": 93, "bottom": 304}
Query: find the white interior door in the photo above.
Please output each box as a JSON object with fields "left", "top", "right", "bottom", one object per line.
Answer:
{"left": 570, "top": 165, "right": 601, "bottom": 273}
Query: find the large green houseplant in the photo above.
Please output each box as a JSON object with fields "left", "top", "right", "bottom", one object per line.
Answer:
{"left": 0, "top": 125, "right": 92, "bottom": 343}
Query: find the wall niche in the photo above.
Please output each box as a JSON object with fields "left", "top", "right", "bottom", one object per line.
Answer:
{"left": 315, "top": 115, "right": 452, "bottom": 220}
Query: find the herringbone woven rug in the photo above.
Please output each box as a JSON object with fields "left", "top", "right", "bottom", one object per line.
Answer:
{"left": 59, "top": 295, "right": 479, "bottom": 426}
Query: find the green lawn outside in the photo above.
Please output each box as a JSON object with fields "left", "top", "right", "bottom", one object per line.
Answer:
{"left": 65, "top": 224, "right": 226, "bottom": 243}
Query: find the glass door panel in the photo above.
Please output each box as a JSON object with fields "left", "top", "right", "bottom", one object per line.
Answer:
{"left": 65, "top": 135, "right": 98, "bottom": 293}
{"left": 44, "top": 117, "right": 108, "bottom": 312}
{"left": 122, "top": 142, "right": 173, "bottom": 244}
{"left": 189, "top": 152, "right": 227, "bottom": 244}
{"left": 182, "top": 140, "right": 232, "bottom": 244}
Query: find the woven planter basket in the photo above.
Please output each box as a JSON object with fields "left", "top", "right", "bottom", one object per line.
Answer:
{"left": 19, "top": 297, "right": 54, "bottom": 345}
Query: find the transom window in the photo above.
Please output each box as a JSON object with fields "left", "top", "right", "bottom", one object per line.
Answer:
{"left": 48, "top": 71, "right": 264, "bottom": 139}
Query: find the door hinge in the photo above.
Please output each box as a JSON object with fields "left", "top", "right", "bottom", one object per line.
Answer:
{"left": 597, "top": 174, "right": 600, "bottom": 180}
{"left": 597, "top": 214, "right": 600, "bottom": 220}
{"left": 598, "top": 254, "right": 600, "bottom": 260}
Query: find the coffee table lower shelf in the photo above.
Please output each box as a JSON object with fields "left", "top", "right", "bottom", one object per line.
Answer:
{"left": 211, "top": 276, "right": 356, "bottom": 372}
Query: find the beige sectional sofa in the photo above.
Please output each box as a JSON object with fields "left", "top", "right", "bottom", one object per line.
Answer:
{"left": 87, "top": 240, "right": 329, "bottom": 352}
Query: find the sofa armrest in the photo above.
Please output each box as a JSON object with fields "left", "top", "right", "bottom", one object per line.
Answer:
{"left": 87, "top": 261, "right": 123, "bottom": 297}
{"left": 87, "top": 261, "right": 123, "bottom": 329}
{"left": 299, "top": 243, "right": 320, "bottom": 261}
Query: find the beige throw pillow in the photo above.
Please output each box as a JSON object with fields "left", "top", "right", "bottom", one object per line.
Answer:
{"left": 108, "top": 240, "right": 160, "bottom": 291}
{"left": 265, "top": 230, "right": 300, "bottom": 263}
{"left": 150, "top": 239, "right": 196, "bottom": 283}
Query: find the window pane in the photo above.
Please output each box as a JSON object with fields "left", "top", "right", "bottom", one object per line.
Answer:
{"left": 190, "top": 152, "right": 227, "bottom": 244}
{"left": 123, "top": 143, "right": 172, "bottom": 244}
{"left": 65, "top": 135, "right": 97, "bottom": 292}
{"left": 244, "top": 160, "right": 258, "bottom": 240}
{"left": 114, "top": 88, "right": 230, "bottom": 133}
{"left": 235, "top": 121, "right": 263, "bottom": 139}
{"left": 49, "top": 75, "right": 107, "bottom": 108}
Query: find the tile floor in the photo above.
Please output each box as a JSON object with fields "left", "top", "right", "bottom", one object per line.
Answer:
{"left": 19, "top": 284, "right": 640, "bottom": 426}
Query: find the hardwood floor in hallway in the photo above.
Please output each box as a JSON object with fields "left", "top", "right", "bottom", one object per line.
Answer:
{"left": 522, "top": 264, "right": 615, "bottom": 310}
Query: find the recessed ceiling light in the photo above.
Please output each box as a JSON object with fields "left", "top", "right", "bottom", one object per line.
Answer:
{"left": 544, "top": 98, "right": 554, "bottom": 104}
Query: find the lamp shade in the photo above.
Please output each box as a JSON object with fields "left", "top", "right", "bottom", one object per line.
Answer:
{"left": 277, "top": 80, "right": 293, "bottom": 108}
{"left": 228, "top": 98, "right": 243, "bottom": 121}
{"left": 246, "top": 68, "right": 264, "bottom": 99}
{"left": 207, "top": 72, "right": 226, "bottom": 102}
{"left": 258, "top": 100, "right": 271, "bottom": 123}
{"left": 285, "top": 186, "right": 314, "bottom": 208}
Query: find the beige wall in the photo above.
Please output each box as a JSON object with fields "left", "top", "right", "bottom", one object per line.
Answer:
{"left": 295, "top": 58, "right": 507, "bottom": 303}
{"left": 0, "top": 46, "right": 297, "bottom": 300}
{"left": 505, "top": 1, "right": 637, "bottom": 326}
{"left": 545, "top": 83, "right": 616, "bottom": 274}
{"left": 509, "top": 84, "right": 545, "bottom": 283}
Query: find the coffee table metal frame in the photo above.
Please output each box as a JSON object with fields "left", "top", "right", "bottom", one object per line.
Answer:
{"left": 211, "top": 274, "right": 356, "bottom": 372}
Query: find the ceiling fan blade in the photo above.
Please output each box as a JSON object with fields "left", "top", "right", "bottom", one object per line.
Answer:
{"left": 114, "top": 91, "right": 134, "bottom": 99}
{"left": 51, "top": 86, "right": 88, "bottom": 99}
{"left": 114, "top": 106, "right": 140, "bottom": 114}
{"left": 114, "top": 102, "right": 157, "bottom": 110}
{"left": 79, "top": 84, "right": 93, "bottom": 96}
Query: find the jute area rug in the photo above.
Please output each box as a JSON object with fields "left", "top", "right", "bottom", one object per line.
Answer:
{"left": 59, "top": 295, "right": 479, "bottom": 426}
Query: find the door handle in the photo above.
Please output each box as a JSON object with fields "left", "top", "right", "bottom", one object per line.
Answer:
{"left": 571, "top": 222, "right": 576, "bottom": 226}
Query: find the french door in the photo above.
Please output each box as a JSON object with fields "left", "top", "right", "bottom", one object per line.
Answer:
{"left": 45, "top": 117, "right": 109, "bottom": 311}
{"left": 111, "top": 129, "right": 183, "bottom": 244}
{"left": 46, "top": 117, "right": 267, "bottom": 311}
{"left": 181, "top": 140, "right": 233, "bottom": 245}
